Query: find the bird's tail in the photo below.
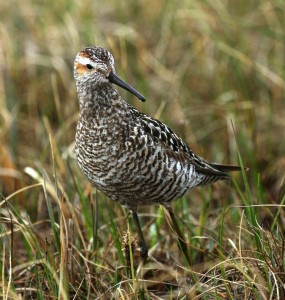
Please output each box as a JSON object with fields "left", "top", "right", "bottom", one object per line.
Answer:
{"left": 209, "top": 163, "right": 248, "bottom": 173}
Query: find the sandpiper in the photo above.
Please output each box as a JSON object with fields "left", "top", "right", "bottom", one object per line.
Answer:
{"left": 74, "top": 46, "right": 242, "bottom": 262}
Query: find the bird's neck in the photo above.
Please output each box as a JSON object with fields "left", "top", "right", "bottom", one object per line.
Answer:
{"left": 76, "top": 80, "right": 121, "bottom": 112}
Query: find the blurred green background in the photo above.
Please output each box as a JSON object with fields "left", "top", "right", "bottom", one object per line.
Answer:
{"left": 1, "top": 0, "right": 284, "bottom": 190}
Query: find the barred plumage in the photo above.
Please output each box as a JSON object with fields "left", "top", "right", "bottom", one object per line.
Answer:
{"left": 74, "top": 46, "right": 242, "bottom": 260}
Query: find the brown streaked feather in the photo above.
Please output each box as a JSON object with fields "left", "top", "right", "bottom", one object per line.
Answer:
{"left": 140, "top": 112, "right": 236, "bottom": 179}
{"left": 209, "top": 163, "right": 245, "bottom": 172}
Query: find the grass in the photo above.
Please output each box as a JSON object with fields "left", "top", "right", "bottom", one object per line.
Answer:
{"left": 1, "top": 0, "right": 285, "bottom": 298}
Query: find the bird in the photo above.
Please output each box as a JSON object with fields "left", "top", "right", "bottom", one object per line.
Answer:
{"left": 73, "top": 46, "right": 243, "bottom": 262}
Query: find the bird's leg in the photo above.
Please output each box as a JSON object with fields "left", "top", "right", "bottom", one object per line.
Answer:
{"left": 132, "top": 211, "right": 148, "bottom": 260}
{"left": 165, "top": 205, "right": 191, "bottom": 265}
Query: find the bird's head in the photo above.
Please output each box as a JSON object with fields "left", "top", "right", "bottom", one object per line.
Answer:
{"left": 74, "top": 46, "right": 145, "bottom": 102}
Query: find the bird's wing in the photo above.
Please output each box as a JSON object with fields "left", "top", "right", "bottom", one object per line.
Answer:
{"left": 209, "top": 163, "right": 243, "bottom": 172}
{"left": 139, "top": 113, "right": 232, "bottom": 178}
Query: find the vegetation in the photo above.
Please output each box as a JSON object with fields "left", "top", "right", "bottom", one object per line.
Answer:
{"left": 1, "top": 0, "right": 285, "bottom": 298}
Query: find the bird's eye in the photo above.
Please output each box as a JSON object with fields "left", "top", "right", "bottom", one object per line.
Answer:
{"left": 86, "top": 64, "right": 93, "bottom": 70}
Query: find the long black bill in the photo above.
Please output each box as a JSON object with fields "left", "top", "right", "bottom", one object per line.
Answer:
{"left": 107, "top": 71, "right": 146, "bottom": 102}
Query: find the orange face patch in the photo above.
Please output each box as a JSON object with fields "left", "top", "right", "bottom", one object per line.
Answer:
{"left": 75, "top": 62, "right": 91, "bottom": 75}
